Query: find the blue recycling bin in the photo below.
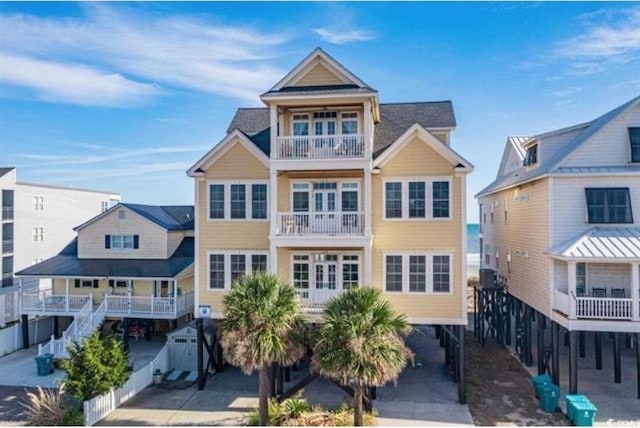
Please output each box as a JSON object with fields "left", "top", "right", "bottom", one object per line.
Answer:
{"left": 539, "top": 384, "right": 560, "bottom": 413}
{"left": 565, "top": 394, "right": 589, "bottom": 420}
{"left": 34, "top": 353, "right": 54, "bottom": 376}
{"left": 572, "top": 400, "right": 597, "bottom": 426}
{"left": 531, "top": 374, "right": 552, "bottom": 397}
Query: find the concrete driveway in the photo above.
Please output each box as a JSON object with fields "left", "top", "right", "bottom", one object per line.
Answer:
{"left": 100, "top": 326, "right": 473, "bottom": 426}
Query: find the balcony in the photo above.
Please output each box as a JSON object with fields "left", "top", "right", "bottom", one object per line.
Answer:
{"left": 554, "top": 289, "right": 639, "bottom": 322}
{"left": 274, "top": 135, "right": 365, "bottom": 160}
{"left": 21, "top": 288, "right": 195, "bottom": 319}
{"left": 2, "top": 206, "right": 13, "bottom": 221}
{"left": 297, "top": 288, "right": 342, "bottom": 313}
{"left": 276, "top": 212, "right": 364, "bottom": 236}
{"left": 2, "top": 239, "right": 13, "bottom": 253}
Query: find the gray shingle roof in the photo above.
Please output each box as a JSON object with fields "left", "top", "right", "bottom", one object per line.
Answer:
{"left": 476, "top": 95, "right": 640, "bottom": 198}
{"left": 121, "top": 204, "right": 194, "bottom": 230}
{"left": 16, "top": 237, "right": 194, "bottom": 278}
{"left": 0, "top": 167, "right": 15, "bottom": 178}
{"left": 225, "top": 101, "right": 456, "bottom": 158}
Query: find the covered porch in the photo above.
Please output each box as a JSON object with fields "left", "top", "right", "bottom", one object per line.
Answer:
{"left": 549, "top": 227, "right": 640, "bottom": 323}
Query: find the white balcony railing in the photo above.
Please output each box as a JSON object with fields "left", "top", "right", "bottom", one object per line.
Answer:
{"left": 103, "top": 292, "right": 194, "bottom": 317}
{"left": 277, "top": 212, "right": 364, "bottom": 236}
{"left": 275, "top": 135, "right": 365, "bottom": 159}
{"left": 21, "top": 289, "right": 90, "bottom": 313}
{"left": 297, "top": 288, "right": 342, "bottom": 312}
{"left": 575, "top": 296, "right": 633, "bottom": 320}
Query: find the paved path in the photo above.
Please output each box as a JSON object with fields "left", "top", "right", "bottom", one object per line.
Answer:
{"left": 101, "top": 325, "right": 473, "bottom": 426}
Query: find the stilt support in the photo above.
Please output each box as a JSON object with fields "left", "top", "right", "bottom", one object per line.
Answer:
{"left": 595, "top": 332, "right": 602, "bottom": 370}
{"left": 196, "top": 317, "right": 205, "bottom": 390}
{"left": 551, "top": 322, "right": 560, "bottom": 386}
{"left": 21, "top": 314, "right": 29, "bottom": 349}
{"left": 613, "top": 333, "right": 622, "bottom": 384}
{"left": 579, "top": 331, "right": 586, "bottom": 358}
{"left": 569, "top": 330, "right": 578, "bottom": 394}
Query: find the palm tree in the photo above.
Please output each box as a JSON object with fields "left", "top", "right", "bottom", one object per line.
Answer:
{"left": 312, "top": 287, "right": 413, "bottom": 426}
{"left": 219, "top": 272, "right": 306, "bottom": 426}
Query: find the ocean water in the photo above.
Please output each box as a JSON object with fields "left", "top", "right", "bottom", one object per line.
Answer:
{"left": 467, "top": 223, "right": 480, "bottom": 254}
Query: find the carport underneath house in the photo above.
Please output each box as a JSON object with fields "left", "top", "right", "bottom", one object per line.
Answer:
{"left": 189, "top": 318, "right": 467, "bottom": 407}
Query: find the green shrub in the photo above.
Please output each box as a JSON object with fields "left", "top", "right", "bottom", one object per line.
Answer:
{"left": 60, "top": 406, "right": 84, "bottom": 426}
{"left": 61, "top": 331, "right": 131, "bottom": 401}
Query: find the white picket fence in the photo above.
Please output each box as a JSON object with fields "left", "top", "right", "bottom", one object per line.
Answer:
{"left": 83, "top": 343, "right": 169, "bottom": 426}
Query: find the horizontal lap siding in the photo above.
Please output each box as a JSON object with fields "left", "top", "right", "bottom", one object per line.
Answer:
{"left": 552, "top": 176, "right": 640, "bottom": 246}
{"left": 167, "top": 232, "right": 185, "bottom": 257}
{"left": 53, "top": 279, "right": 155, "bottom": 303}
{"left": 78, "top": 209, "right": 168, "bottom": 259}
{"left": 372, "top": 137, "right": 464, "bottom": 321}
{"left": 295, "top": 62, "right": 347, "bottom": 86}
{"left": 197, "top": 140, "right": 270, "bottom": 316}
{"left": 483, "top": 178, "right": 550, "bottom": 315}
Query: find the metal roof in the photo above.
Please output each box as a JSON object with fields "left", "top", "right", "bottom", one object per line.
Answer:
{"left": 476, "top": 95, "right": 640, "bottom": 198}
{"left": 507, "top": 137, "right": 529, "bottom": 158}
{"left": 225, "top": 101, "right": 457, "bottom": 159}
{"left": 547, "top": 227, "right": 640, "bottom": 259}
{"left": 16, "top": 237, "right": 194, "bottom": 278}
{"left": 553, "top": 166, "right": 640, "bottom": 175}
{"left": 0, "top": 167, "right": 16, "bottom": 178}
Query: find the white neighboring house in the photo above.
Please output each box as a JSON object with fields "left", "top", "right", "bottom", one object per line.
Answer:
{"left": 0, "top": 167, "right": 120, "bottom": 289}
{"left": 476, "top": 95, "right": 640, "bottom": 333}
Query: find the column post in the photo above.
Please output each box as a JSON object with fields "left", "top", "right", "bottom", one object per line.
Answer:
{"left": 363, "top": 100, "right": 372, "bottom": 159}
{"left": 269, "top": 104, "right": 278, "bottom": 157}
{"left": 568, "top": 261, "right": 577, "bottom": 319}
{"left": 569, "top": 330, "right": 578, "bottom": 394}
{"left": 65, "top": 278, "right": 69, "bottom": 312}
{"left": 631, "top": 263, "right": 639, "bottom": 321}
{"left": 551, "top": 321, "right": 560, "bottom": 385}
{"left": 269, "top": 169, "right": 278, "bottom": 240}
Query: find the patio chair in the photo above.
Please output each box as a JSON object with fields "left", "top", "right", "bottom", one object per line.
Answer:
{"left": 591, "top": 287, "right": 607, "bottom": 298}
{"left": 610, "top": 288, "right": 625, "bottom": 298}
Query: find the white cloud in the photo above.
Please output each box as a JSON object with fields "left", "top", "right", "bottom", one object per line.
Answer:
{"left": 15, "top": 145, "right": 210, "bottom": 166}
{"left": 550, "top": 6, "right": 640, "bottom": 77}
{"left": 313, "top": 27, "right": 375, "bottom": 45}
{"left": 549, "top": 87, "right": 582, "bottom": 98}
{"left": 0, "top": 4, "right": 290, "bottom": 105}
{"left": 38, "top": 162, "right": 192, "bottom": 182}
{"left": 0, "top": 53, "right": 158, "bottom": 107}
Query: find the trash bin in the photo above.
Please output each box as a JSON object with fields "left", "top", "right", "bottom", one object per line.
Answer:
{"left": 565, "top": 394, "right": 589, "bottom": 420}
{"left": 34, "top": 353, "right": 54, "bottom": 376}
{"left": 531, "top": 374, "right": 552, "bottom": 397}
{"left": 539, "top": 384, "right": 560, "bottom": 413}
{"left": 572, "top": 400, "right": 597, "bottom": 426}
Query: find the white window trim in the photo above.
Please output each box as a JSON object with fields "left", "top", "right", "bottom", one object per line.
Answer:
{"left": 32, "top": 195, "right": 44, "bottom": 211}
{"left": 289, "top": 251, "right": 361, "bottom": 290}
{"left": 206, "top": 180, "right": 269, "bottom": 222}
{"left": 32, "top": 227, "right": 44, "bottom": 242}
{"left": 206, "top": 250, "right": 270, "bottom": 291}
{"left": 289, "top": 111, "right": 361, "bottom": 137}
{"left": 80, "top": 279, "right": 95, "bottom": 288}
{"left": 382, "top": 251, "right": 454, "bottom": 295}
{"left": 110, "top": 234, "right": 135, "bottom": 250}
{"left": 289, "top": 179, "right": 362, "bottom": 212}
{"left": 382, "top": 177, "right": 453, "bottom": 221}
{"left": 291, "top": 114, "right": 310, "bottom": 136}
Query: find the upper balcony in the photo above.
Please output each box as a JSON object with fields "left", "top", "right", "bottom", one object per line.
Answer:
{"left": 274, "top": 134, "right": 365, "bottom": 160}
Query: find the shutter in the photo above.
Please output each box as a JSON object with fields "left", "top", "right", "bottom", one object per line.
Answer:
{"left": 105, "top": 235, "right": 111, "bottom": 249}
{"left": 109, "top": 280, "right": 114, "bottom": 288}
{"left": 74, "top": 279, "right": 80, "bottom": 288}
{"left": 93, "top": 279, "right": 99, "bottom": 288}
{"left": 133, "top": 235, "right": 139, "bottom": 249}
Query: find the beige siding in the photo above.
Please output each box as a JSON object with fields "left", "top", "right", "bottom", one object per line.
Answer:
{"left": 295, "top": 62, "right": 347, "bottom": 86}
{"left": 197, "top": 139, "right": 271, "bottom": 315}
{"left": 372, "top": 137, "right": 464, "bottom": 320}
{"left": 77, "top": 207, "right": 168, "bottom": 259}
{"left": 178, "top": 275, "right": 194, "bottom": 293}
{"left": 167, "top": 231, "right": 184, "bottom": 256}
{"left": 479, "top": 178, "right": 550, "bottom": 315}
{"left": 53, "top": 278, "right": 156, "bottom": 303}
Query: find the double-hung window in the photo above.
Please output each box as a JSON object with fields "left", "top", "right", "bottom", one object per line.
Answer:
{"left": 629, "top": 127, "right": 640, "bottom": 163}
{"left": 523, "top": 144, "right": 538, "bottom": 166}
{"left": 384, "top": 179, "right": 451, "bottom": 220}
{"left": 208, "top": 182, "right": 269, "bottom": 220}
{"left": 292, "top": 255, "right": 310, "bottom": 289}
{"left": 341, "top": 112, "right": 358, "bottom": 135}
{"left": 110, "top": 234, "right": 135, "bottom": 250}
{"left": 207, "top": 251, "right": 269, "bottom": 290}
{"left": 292, "top": 114, "right": 309, "bottom": 136}
{"left": 342, "top": 255, "right": 359, "bottom": 289}
{"left": 385, "top": 253, "right": 451, "bottom": 293}
{"left": 585, "top": 188, "right": 633, "bottom": 224}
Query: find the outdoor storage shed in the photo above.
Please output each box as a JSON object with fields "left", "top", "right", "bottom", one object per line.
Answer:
{"left": 167, "top": 323, "right": 198, "bottom": 373}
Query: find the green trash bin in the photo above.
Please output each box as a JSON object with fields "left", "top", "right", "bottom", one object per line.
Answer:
{"left": 572, "top": 400, "right": 597, "bottom": 426}
{"left": 34, "top": 353, "right": 54, "bottom": 376}
{"left": 565, "top": 394, "right": 589, "bottom": 420}
{"left": 531, "top": 374, "right": 552, "bottom": 397}
{"left": 539, "top": 384, "right": 560, "bottom": 413}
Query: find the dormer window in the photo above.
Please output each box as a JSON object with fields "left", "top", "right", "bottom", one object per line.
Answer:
{"left": 629, "top": 127, "right": 640, "bottom": 162}
{"left": 523, "top": 144, "right": 538, "bottom": 167}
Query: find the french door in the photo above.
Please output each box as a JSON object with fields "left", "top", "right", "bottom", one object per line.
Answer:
{"left": 314, "top": 118, "right": 336, "bottom": 156}
{"left": 315, "top": 261, "right": 338, "bottom": 290}
{"left": 314, "top": 188, "right": 337, "bottom": 233}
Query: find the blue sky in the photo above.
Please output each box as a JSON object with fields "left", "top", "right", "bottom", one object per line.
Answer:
{"left": 1, "top": 2, "right": 639, "bottom": 222}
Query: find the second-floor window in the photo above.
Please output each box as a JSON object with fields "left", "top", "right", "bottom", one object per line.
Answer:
{"left": 523, "top": 144, "right": 538, "bottom": 167}
{"left": 208, "top": 182, "right": 269, "bottom": 220}
{"left": 630, "top": 127, "right": 640, "bottom": 163}
{"left": 33, "top": 196, "right": 44, "bottom": 211}
{"left": 106, "top": 234, "right": 139, "bottom": 250}
{"left": 384, "top": 179, "right": 451, "bottom": 220}
{"left": 384, "top": 253, "right": 451, "bottom": 293}
{"left": 32, "top": 227, "right": 44, "bottom": 242}
{"left": 585, "top": 188, "right": 633, "bottom": 224}
{"left": 341, "top": 112, "right": 358, "bottom": 135}
{"left": 207, "top": 251, "right": 269, "bottom": 290}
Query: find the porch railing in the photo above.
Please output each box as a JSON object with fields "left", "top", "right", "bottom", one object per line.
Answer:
{"left": 104, "top": 293, "right": 193, "bottom": 316}
{"left": 275, "top": 135, "right": 365, "bottom": 159}
{"left": 277, "top": 212, "right": 364, "bottom": 236}
{"left": 22, "top": 289, "right": 90, "bottom": 313}
{"left": 297, "top": 288, "right": 342, "bottom": 313}
{"left": 575, "top": 296, "right": 633, "bottom": 320}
